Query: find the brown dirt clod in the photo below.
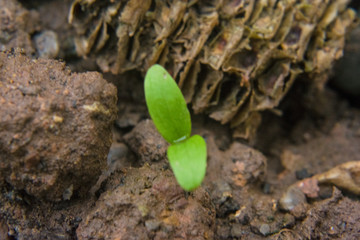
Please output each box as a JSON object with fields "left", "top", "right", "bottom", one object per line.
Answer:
{"left": 76, "top": 164, "right": 216, "bottom": 240}
{"left": 0, "top": 49, "right": 117, "bottom": 201}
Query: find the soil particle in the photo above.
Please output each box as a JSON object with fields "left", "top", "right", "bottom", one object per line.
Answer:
{"left": 0, "top": 0, "right": 39, "bottom": 54}
{"left": 205, "top": 134, "right": 267, "bottom": 189}
{"left": 124, "top": 119, "right": 169, "bottom": 165}
{"left": 76, "top": 164, "right": 216, "bottom": 240}
{"left": 259, "top": 224, "right": 270, "bottom": 236}
{"left": 33, "top": 30, "right": 59, "bottom": 59}
{"left": 295, "top": 168, "right": 311, "bottom": 180}
{"left": 107, "top": 142, "right": 132, "bottom": 171}
{"left": 230, "top": 223, "right": 244, "bottom": 238}
{"left": 273, "top": 229, "right": 302, "bottom": 240}
{"left": 279, "top": 185, "right": 307, "bottom": 211}
{"left": 296, "top": 178, "right": 320, "bottom": 198}
{"left": 31, "top": 0, "right": 78, "bottom": 61}
{"left": 0, "top": 219, "right": 9, "bottom": 240}
{"left": 0, "top": 50, "right": 117, "bottom": 201}
{"left": 224, "top": 142, "right": 267, "bottom": 188}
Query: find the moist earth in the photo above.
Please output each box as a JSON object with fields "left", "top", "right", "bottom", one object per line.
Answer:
{"left": 0, "top": 0, "right": 360, "bottom": 240}
{"left": 0, "top": 50, "right": 117, "bottom": 202}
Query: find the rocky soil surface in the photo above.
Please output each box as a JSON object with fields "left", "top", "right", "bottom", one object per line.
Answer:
{"left": 0, "top": 0, "right": 359, "bottom": 239}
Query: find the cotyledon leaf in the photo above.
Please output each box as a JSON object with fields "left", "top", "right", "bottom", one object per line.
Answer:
{"left": 167, "top": 135, "right": 207, "bottom": 191}
{"left": 144, "top": 64, "right": 191, "bottom": 144}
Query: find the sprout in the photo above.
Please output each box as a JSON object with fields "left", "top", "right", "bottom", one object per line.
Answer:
{"left": 144, "top": 64, "right": 207, "bottom": 191}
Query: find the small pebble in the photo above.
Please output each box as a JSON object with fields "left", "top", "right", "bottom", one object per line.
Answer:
{"left": 107, "top": 142, "right": 128, "bottom": 165}
{"left": 318, "top": 184, "right": 333, "bottom": 199}
{"left": 279, "top": 185, "right": 306, "bottom": 211}
{"left": 263, "top": 182, "right": 272, "bottom": 194}
{"left": 62, "top": 184, "right": 73, "bottom": 200}
{"left": 33, "top": 30, "right": 59, "bottom": 58}
{"left": 259, "top": 224, "right": 270, "bottom": 236}
{"left": 231, "top": 223, "right": 243, "bottom": 238}
{"left": 145, "top": 219, "right": 160, "bottom": 231}
{"left": 217, "top": 225, "right": 230, "bottom": 239}
{"left": 282, "top": 213, "right": 295, "bottom": 228}
{"left": 295, "top": 168, "right": 311, "bottom": 180}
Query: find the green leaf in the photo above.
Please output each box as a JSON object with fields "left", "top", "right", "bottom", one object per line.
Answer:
{"left": 167, "top": 135, "right": 207, "bottom": 191}
{"left": 144, "top": 64, "right": 191, "bottom": 144}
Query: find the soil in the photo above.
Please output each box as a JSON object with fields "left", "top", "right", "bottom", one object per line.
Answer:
{"left": 0, "top": 0, "right": 360, "bottom": 240}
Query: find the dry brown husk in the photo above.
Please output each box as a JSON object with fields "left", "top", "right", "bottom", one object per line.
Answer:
{"left": 69, "top": 0, "right": 356, "bottom": 137}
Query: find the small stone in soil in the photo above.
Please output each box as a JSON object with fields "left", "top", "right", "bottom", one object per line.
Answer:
{"left": 216, "top": 225, "right": 230, "bottom": 239}
{"left": 231, "top": 223, "right": 243, "bottom": 238}
{"left": 145, "top": 219, "right": 161, "bottom": 231}
{"left": 259, "top": 224, "right": 271, "bottom": 236}
{"left": 33, "top": 30, "right": 59, "bottom": 58}
{"left": 279, "top": 185, "right": 307, "bottom": 211}
{"left": 295, "top": 168, "right": 311, "bottom": 180}
{"left": 263, "top": 182, "right": 272, "bottom": 194}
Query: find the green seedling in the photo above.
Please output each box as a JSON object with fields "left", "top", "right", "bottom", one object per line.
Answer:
{"left": 144, "top": 64, "right": 207, "bottom": 191}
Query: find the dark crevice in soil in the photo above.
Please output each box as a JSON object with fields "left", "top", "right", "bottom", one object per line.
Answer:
{"left": 328, "top": 79, "right": 360, "bottom": 109}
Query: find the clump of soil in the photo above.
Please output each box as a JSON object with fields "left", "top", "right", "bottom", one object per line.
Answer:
{"left": 77, "top": 164, "right": 216, "bottom": 240}
{"left": 124, "top": 120, "right": 168, "bottom": 165}
{"left": 0, "top": 50, "right": 117, "bottom": 201}
{"left": 0, "top": 0, "right": 39, "bottom": 54}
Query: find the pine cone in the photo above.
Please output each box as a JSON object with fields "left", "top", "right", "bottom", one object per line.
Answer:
{"left": 69, "top": 0, "right": 356, "bottom": 137}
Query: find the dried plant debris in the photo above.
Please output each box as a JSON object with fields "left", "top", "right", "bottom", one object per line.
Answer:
{"left": 279, "top": 161, "right": 360, "bottom": 213}
{"left": 315, "top": 161, "right": 360, "bottom": 195}
{"left": 69, "top": 0, "right": 356, "bottom": 133}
